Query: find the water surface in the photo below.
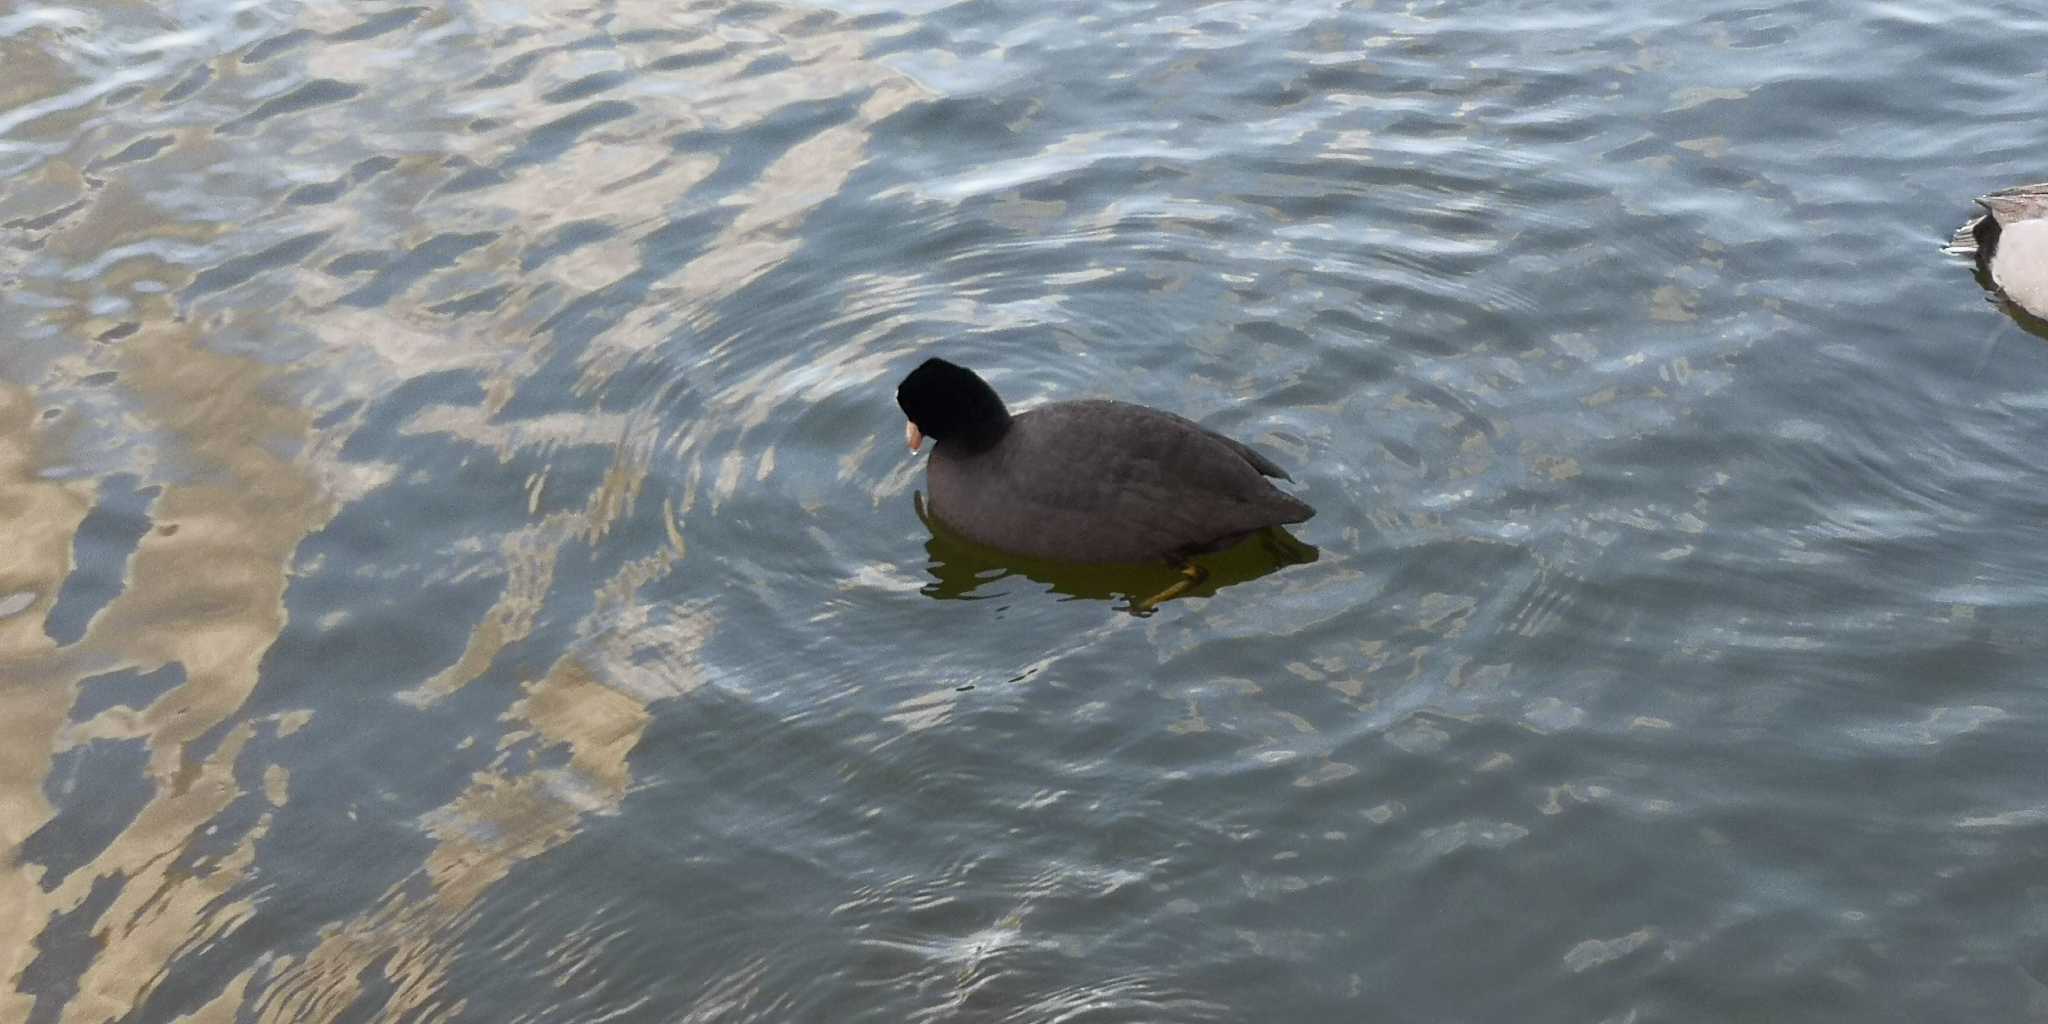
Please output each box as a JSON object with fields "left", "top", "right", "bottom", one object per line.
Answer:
{"left": 4, "top": 0, "right": 2048, "bottom": 1020}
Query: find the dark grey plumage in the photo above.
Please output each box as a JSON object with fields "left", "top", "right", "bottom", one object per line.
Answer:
{"left": 898, "top": 359, "right": 1313, "bottom": 565}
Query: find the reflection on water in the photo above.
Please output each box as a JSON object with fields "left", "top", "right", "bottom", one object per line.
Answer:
{"left": 3, "top": 0, "right": 891, "bottom": 1018}
{"left": 916, "top": 491, "right": 1320, "bottom": 614}
{"left": 5, "top": 0, "right": 2048, "bottom": 1020}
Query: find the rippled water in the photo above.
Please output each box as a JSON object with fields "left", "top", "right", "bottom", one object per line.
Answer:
{"left": 5, "top": 0, "right": 2048, "bottom": 1020}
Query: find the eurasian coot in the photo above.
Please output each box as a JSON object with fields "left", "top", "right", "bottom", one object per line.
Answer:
{"left": 1951, "top": 183, "right": 2048, "bottom": 321}
{"left": 896, "top": 357, "right": 1313, "bottom": 607}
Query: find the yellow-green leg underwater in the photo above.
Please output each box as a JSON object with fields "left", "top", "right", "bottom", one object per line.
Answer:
{"left": 1132, "top": 560, "right": 1208, "bottom": 616}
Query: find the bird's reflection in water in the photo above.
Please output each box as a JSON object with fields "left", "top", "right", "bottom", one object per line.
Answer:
{"left": 914, "top": 492, "right": 1318, "bottom": 615}
{"left": 1957, "top": 272, "right": 2048, "bottom": 377}
{"left": 1961, "top": 262, "right": 2048, "bottom": 343}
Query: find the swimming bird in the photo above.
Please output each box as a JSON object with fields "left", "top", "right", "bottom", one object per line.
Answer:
{"left": 896, "top": 357, "right": 1313, "bottom": 611}
{"left": 1950, "top": 182, "right": 2048, "bottom": 321}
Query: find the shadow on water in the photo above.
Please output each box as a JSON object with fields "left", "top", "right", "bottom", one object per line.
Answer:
{"left": 912, "top": 492, "right": 1319, "bottom": 615}
{"left": 1991, "top": 297, "right": 2048, "bottom": 344}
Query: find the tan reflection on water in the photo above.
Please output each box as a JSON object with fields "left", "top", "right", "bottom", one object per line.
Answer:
{"left": 0, "top": 321, "right": 328, "bottom": 1024}
{"left": 0, "top": 385, "right": 94, "bottom": 1024}
{"left": 4, "top": 0, "right": 924, "bottom": 1017}
{"left": 246, "top": 662, "right": 648, "bottom": 1024}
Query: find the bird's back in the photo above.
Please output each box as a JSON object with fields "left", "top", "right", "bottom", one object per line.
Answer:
{"left": 927, "top": 399, "right": 1313, "bottom": 564}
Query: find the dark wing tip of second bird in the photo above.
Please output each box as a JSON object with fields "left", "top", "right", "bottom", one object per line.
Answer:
{"left": 1948, "top": 211, "right": 1996, "bottom": 261}
{"left": 1953, "top": 183, "right": 2048, "bottom": 258}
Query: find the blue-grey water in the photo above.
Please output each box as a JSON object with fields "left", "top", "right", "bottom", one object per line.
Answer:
{"left": 4, "top": 0, "right": 2047, "bottom": 1020}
